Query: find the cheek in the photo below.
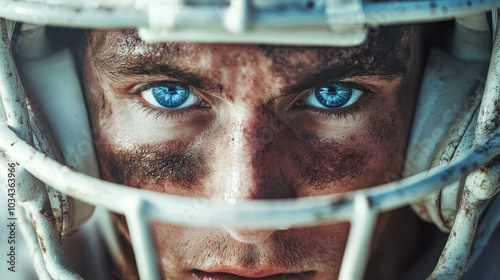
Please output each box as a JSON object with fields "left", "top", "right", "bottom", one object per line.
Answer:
{"left": 83, "top": 67, "right": 213, "bottom": 193}
{"left": 286, "top": 100, "right": 407, "bottom": 196}
{"left": 92, "top": 109, "right": 215, "bottom": 196}
{"left": 289, "top": 138, "right": 375, "bottom": 195}
{"left": 98, "top": 142, "right": 208, "bottom": 191}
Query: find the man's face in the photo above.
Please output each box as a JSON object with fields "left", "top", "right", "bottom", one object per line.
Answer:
{"left": 82, "top": 27, "right": 421, "bottom": 279}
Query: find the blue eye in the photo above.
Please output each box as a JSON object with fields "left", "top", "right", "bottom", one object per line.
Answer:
{"left": 303, "top": 83, "right": 364, "bottom": 109}
{"left": 140, "top": 82, "right": 200, "bottom": 109}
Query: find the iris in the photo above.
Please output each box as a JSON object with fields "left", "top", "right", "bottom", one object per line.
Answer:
{"left": 151, "top": 85, "right": 189, "bottom": 108}
{"left": 314, "top": 83, "right": 352, "bottom": 108}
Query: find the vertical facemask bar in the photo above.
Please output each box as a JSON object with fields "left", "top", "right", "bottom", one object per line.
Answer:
{"left": 428, "top": 14, "right": 500, "bottom": 280}
{"left": 224, "top": 0, "right": 250, "bottom": 34}
{"left": 141, "top": 0, "right": 368, "bottom": 45}
{"left": 0, "top": 19, "right": 82, "bottom": 280}
{"left": 428, "top": 189, "right": 482, "bottom": 279}
{"left": 467, "top": 13, "right": 500, "bottom": 201}
{"left": 125, "top": 199, "right": 162, "bottom": 280}
{"left": 98, "top": 209, "right": 131, "bottom": 275}
{"left": 0, "top": 18, "right": 48, "bottom": 278}
{"left": 17, "top": 206, "right": 52, "bottom": 280}
{"left": 464, "top": 188, "right": 500, "bottom": 272}
{"left": 16, "top": 26, "right": 97, "bottom": 235}
{"left": 338, "top": 194, "right": 378, "bottom": 280}
{"left": 326, "top": 0, "right": 364, "bottom": 35}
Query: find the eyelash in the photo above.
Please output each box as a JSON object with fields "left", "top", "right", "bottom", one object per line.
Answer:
{"left": 130, "top": 100, "right": 190, "bottom": 122}
{"left": 131, "top": 81, "right": 376, "bottom": 121}
{"left": 297, "top": 95, "right": 374, "bottom": 121}
{"left": 291, "top": 82, "right": 377, "bottom": 121}
{"left": 131, "top": 81, "right": 210, "bottom": 121}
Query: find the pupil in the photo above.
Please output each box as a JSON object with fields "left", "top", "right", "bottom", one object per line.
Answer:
{"left": 315, "top": 84, "right": 352, "bottom": 108}
{"left": 152, "top": 85, "right": 189, "bottom": 108}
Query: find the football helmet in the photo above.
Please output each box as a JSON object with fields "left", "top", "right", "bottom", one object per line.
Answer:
{"left": 0, "top": 0, "right": 499, "bottom": 280}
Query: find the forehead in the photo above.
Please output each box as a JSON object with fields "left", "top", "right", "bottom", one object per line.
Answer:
{"left": 85, "top": 26, "right": 412, "bottom": 90}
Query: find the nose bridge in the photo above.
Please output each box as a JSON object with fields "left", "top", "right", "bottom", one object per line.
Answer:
{"left": 232, "top": 107, "right": 271, "bottom": 162}
{"left": 223, "top": 105, "right": 285, "bottom": 201}
{"left": 221, "top": 106, "right": 288, "bottom": 243}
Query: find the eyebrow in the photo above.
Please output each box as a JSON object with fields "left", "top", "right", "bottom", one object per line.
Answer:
{"left": 87, "top": 24, "right": 411, "bottom": 97}
{"left": 90, "top": 43, "right": 223, "bottom": 94}
{"left": 95, "top": 54, "right": 406, "bottom": 97}
{"left": 282, "top": 63, "right": 406, "bottom": 94}
{"left": 101, "top": 61, "right": 223, "bottom": 93}
{"left": 92, "top": 39, "right": 408, "bottom": 97}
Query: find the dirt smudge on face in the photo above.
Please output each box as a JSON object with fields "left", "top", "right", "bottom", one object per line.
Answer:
{"left": 260, "top": 26, "right": 412, "bottom": 90}
{"left": 100, "top": 141, "right": 208, "bottom": 190}
{"left": 289, "top": 135, "right": 369, "bottom": 190}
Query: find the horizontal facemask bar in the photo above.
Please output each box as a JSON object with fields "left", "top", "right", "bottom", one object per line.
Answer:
{"left": 1, "top": 119, "right": 500, "bottom": 280}
{"left": 0, "top": 0, "right": 499, "bottom": 46}
{"left": 1, "top": 122, "right": 499, "bottom": 229}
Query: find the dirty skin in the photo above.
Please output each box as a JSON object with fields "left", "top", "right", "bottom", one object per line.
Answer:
{"left": 79, "top": 24, "right": 421, "bottom": 279}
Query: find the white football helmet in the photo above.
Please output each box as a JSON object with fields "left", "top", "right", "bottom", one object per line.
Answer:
{"left": 0, "top": 0, "right": 499, "bottom": 279}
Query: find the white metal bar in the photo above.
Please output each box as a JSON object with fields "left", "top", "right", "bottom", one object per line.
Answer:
{"left": 464, "top": 192, "right": 500, "bottom": 273}
{"left": 0, "top": 18, "right": 82, "bottom": 280}
{"left": 338, "top": 194, "right": 378, "bottom": 280}
{"left": 0, "top": 19, "right": 30, "bottom": 141}
{"left": 326, "top": 0, "right": 364, "bottom": 32}
{"left": 0, "top": 18, "right": 54, "bottom": 278}
{"left": 365, "top": 0, "right": 500, "bottom": 26}
{"left": 468, "top": 15, "right": 500, "bottom": 200}
{"left": 0, "top": 0, "right": 498, "bottom": 39}
{"left": 1, "top": 122, "right": 499, "bottom": 229}
{"left": 17, "top": 202, "right": 52, "bottom": 280}
{"left": 427, "top": 189, "right": 481, "bottom": 280}
{"left": 138, "top": 26, "right": 367, "bottom": 46}
{"left": 97, "top": 209, "right": 130, "bottom": 275}
{"left": 23, "top": 190, "right": 83, "bottom": 280}
{"left": 125, "top": 199, "right": 162, "bottom": 280}
{"left": 0, "top": 0, "right": 147, "bottom": 28}
{"left": 223, "top": 0, "right": 250, "bottom": 34}
{"left": 147, "top": 1, "right": 326, "bottom": 29}
{"left": 427, "top": 15, "right": 500, "bottom": 280}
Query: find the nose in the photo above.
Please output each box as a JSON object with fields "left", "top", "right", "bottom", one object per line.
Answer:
{"left": 222, "top": 107, "right": 293, "bottom": 200}
{"left": 217, "top": 106, "right": 293, "bottom": 242}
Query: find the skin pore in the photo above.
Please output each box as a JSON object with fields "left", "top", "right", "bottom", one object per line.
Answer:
{"left": 81, "top": 25, "right": 422, "bottom": 279}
